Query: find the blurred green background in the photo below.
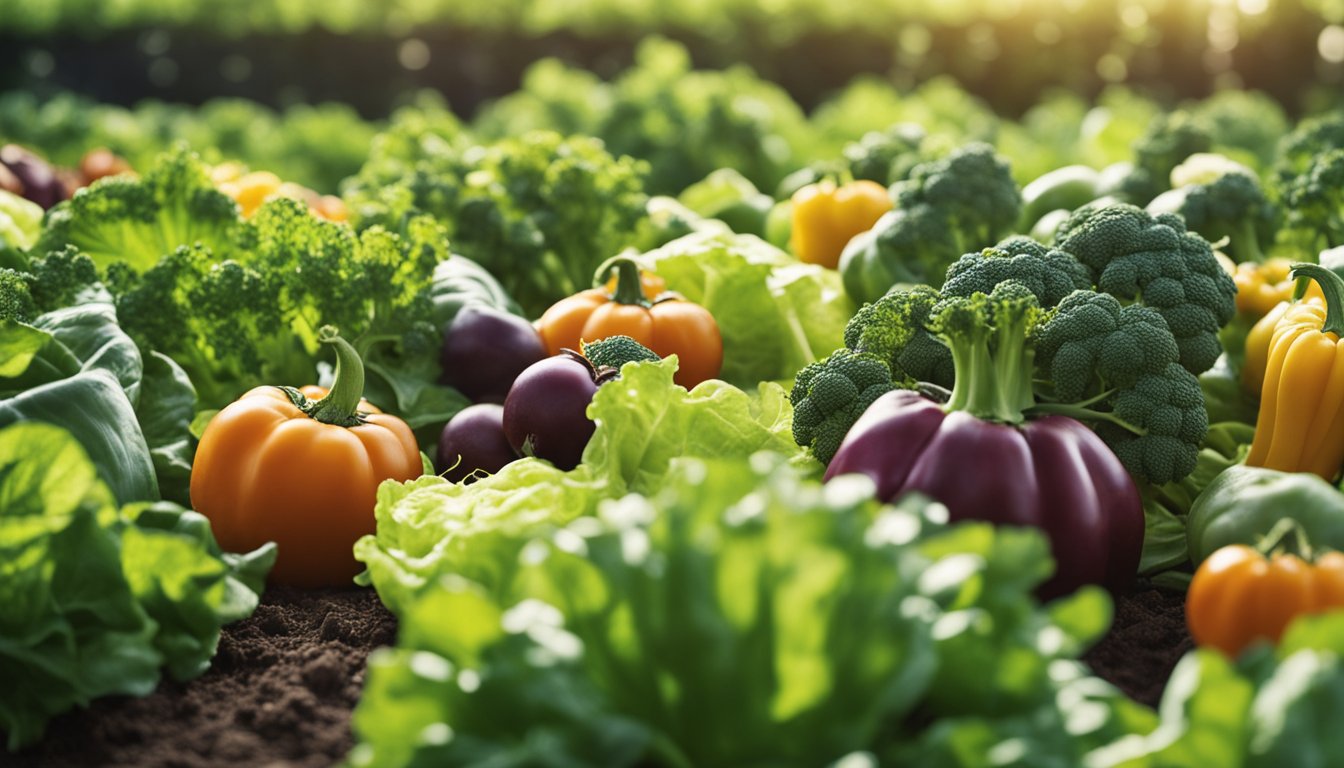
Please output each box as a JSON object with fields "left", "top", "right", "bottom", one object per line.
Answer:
{"left": 2, "top": 0, "right": 1342, "bottom": 120}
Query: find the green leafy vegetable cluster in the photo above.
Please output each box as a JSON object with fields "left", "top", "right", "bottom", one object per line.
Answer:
{"left": 0, "top": 422, "right": 273, "bottom": 750}
{"left": 346, "top": 107, "right": 649, "bottom": 317}
{"left": 351, "top": 455, "right": 1141, "bottom": 767}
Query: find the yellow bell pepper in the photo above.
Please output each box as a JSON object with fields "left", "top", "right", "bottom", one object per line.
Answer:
{"left": 1246, "top": 263, "right": 1344, "bottom": 481}
{"left": 1235, "top": 258, "right": 1299, "bottom": 318}
{"left": 789, "top": 179, "right": 892, "bottom": 269}
{"left": 1242, "top": 277, "right": 1325, "bottom": 395}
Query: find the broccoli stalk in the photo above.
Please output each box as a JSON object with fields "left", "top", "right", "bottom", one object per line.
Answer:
{"left": 927, "top": 282, "right": 1042, "bottom": 424}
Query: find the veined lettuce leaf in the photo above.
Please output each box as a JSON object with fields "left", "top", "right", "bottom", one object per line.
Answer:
{"left": 355, "top": 357, "right": 808, "bottom": 614}
{"left": 0, "top": 422, "right": 272, "bottom": 751}
{"left": 640, "top": 231, "right": 854, "bottom": 387}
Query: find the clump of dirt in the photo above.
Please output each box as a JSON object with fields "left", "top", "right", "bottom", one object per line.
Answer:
{"left": 1084, "top": 586, "right": 1193, "bottom": 707}
{"left": 9, "top": 586, "right": 396, "bottom": 768}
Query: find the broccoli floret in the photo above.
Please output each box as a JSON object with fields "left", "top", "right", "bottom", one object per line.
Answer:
{"left": 789, "top": 349, "right": 894, "bottom": 464}
{"left": 1096, "top": 363, "right": 1207, "bottom": 485}
{"left": 0, "top": 267, "right": 35, "bottom": 323}
{"left": 843, "top": 122, "right": 926, "bottom": 185}
{"left": 840, "top": 204, "right": 962, "bottom": 302}
{"left": 928, "top": 281, "right": 1045, "bottom": 421}
{"left": 582, "top": 335, "right": 660, "bottom": 371}
{"left": 1033, "top": 291, "right": 1180, "bottom": 402}
{"left": 842, "top": 285, "right": 954, "bottom": 388}
{"left": 1275, "top": 113, "right": 1344, "bottom": 178}
{"left": 1130, "top": 111, "right": 1213, "bottom": 204}
{"left": 894, "top": 142, "right": 1021, "bottom": 248}
{"left": 37, "top": 145, "right": 241, "bottom": 272}
{"left": 941, "top": 239, "right": 1092, "bottom": 308}
{"left": 1192, "top": 89, "right": 1289, "bottom": 170}
{"left": 1147, "top": 169, "right": 1277, "bottom": 263}
{"left": 1281, "top": 148, "right": 1344, "bottom": 252}
{"left": 25, "top": 246, "right": 100, "bottom": 311}
{"left": 1054, "top": 203, "right": 1236, "bottom": 375}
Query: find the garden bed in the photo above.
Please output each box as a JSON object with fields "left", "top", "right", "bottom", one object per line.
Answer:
{"left": 11, "top": 584, "right": 1188, "bottom": 767}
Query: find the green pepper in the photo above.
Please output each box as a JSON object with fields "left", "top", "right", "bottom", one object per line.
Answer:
{"left": 1187, "top": 465, "right": 1344, "bottom": 565}
{"left": 429, "top": 254, "right": 521, "bottom": 331}
{"left": 1017, "top": 164, "right": 1101, "bottom": 233}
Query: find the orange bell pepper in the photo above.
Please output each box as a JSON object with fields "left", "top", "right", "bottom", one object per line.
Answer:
{"left": 536, "top": 257, "right": 723, "bottom": 388}
{"left": 190, "top": 327, "right": 422, "bottom": 587}
{"left": 789, "top": 179, "right": 892, "bottom": 269}
{"left": 1187, "top": 520, "right": 1344, "bottom": 657}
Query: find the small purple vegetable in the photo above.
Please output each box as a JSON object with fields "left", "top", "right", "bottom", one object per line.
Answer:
{"left": 436, "top": 404, "right": 518, "bottom": 483}
{"left": 502, "top": 351, "right": 614, "bottom": 471}
{"left": 440, "top": 305, "right": 547, "bottom": 404}
{"left": 1, "top": 145, "right": 66, "bottom": 209}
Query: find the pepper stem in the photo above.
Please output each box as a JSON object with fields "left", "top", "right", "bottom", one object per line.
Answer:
{"left": 593, "top": 256, "right": 650, "bottom": 307}
{"left": 1291, "top": 263, "right": 1344, "bottom": 336}
{"left": 307, "top": 326, "right": 366, "bottom": 427}
{"left": 1256, "top": 517, "right": 1317, "bottom": 562}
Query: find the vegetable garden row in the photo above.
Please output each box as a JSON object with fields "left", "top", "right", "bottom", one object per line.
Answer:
{"left": 6, "top": 39, "right": 1344, "bottom": 765}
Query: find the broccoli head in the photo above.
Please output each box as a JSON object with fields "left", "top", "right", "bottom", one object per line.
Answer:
{"left": 839, "top": 203, "right": 963, "bottom": 302}
{"left": 24, "top": 246, "right": 100, "bottom": 311}
{"left": 940, "top": 237, "right": 1092, "bottom": 308}
{"left": 1033, "top": 291, "right": 1180, "bottom": 402}
{"left": 1275, "top": 113, "right": 1344, "bottom": 178}
{"left": 843, "top": 122, "right": 927, "bottom": 186}
{"left": 0, "top": 267, "right": 35, "bottom": 323}
{"left": 1130, "top": 111, "right": 1213, "bottom": 204}
{"left": 789, "top": 348, "right": 894, "bottom": 464}
{"left": 37, "top": 144, "right": 241, "bottom": 271}
{"left": 894, "top": 142, "right": 1021, "bottom": 248}
{"left": 842, "top": 285, "right": 954, "bottom": 388}
{"left": 1147, "top": 168, "right": 1277, "bottom": 263}
{"left": 582, "top": 335, "right": 660, "bottom": 371}
{"left": 1281, "top": 148, "right": 1344, "bottom": 252}
{"left": 1095, "top": 362, "right": 1206, "bottom": 485}
{"left": 1054, "top": 203, "right": 1236, "bottom": 375}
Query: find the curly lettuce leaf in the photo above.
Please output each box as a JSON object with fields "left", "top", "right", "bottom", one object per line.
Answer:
{"left": 355, "top": 357, "right": 805, "bottom": 614}
{"left": 582, "top": 356, "right": 803, "bottom": 494}
{"left": 640, "top": 231, "right": 854, "bottom": 386}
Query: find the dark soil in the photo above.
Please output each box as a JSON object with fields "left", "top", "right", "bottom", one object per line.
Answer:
{"left": 1084, "top": 586, "right": 1194, "bottom": 708}
{"left": 7, "top": 586, "right": 397, "bottom": 768}
{"left": 9, "top": 583, "right": 1190, "bottom": 767}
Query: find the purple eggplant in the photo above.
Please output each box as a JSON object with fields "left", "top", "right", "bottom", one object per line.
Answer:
{"left": 440, "top": 305, "right": 547, "bottom": 404}
{"left": 436, "top": 403, "right": 518, "bottom": 483}
{"left": 502, "top": 351, "right": 614, "bottom": 471}
{"left": 826, "top": 390, "right": 1143, "bottom": 597}
{"left": 1, "top": 145, "right": 67, "bottom": 209}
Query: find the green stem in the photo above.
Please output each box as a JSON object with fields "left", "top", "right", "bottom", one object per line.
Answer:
{"left": 993, "top": 321, "right": 1036, "bottom": 421}
{"left": 1256, "top": 517, "right": 1317, "bottom": 561}
{"left": 592, "top": 256, "right": 650, "bottom": 306}
{"left": 1235, "top": 220, "right": 1265, "bottom": 265}
{"left": 1027, "top": 402, "right": 1148, "bottom": 435}
{"left": 307, "top": 326, "right": 366, "bottom": 427}
{"left": 1290, "top": 262, "right": 1344, "bottom": 335}
{"left": 943, "top": 331, "right": 1022, "bottom": 422}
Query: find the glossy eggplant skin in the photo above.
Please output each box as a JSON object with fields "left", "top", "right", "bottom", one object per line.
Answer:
{"left": 825, "top": 390, "right": 1143, "bottom": 597}
{"left": 501, "top": 352, "right": 600, "bottom": 471}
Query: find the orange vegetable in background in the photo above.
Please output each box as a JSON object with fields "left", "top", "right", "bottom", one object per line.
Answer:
{"left": 789, "top": 179, "right": 892, "bottom": 269}
{"left": 190, "top": 327, "right": 421, "bottom": 587}
{"left": 1187, "top": 520, "right": 1344, "bottom": 657}
{"left": 536, "top": 257, "right": 723, "bottom": 388}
